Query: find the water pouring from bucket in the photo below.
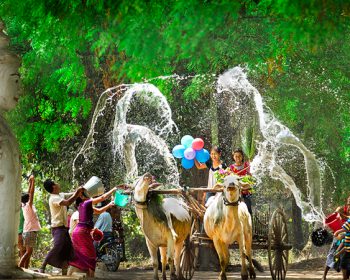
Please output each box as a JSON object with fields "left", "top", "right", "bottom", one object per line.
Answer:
{"left": 83, "top": 176, "right": 105, "bottom": 198}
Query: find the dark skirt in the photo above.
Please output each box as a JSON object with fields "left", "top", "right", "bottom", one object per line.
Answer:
{"left": 44, "top": 226, "right": 74, "bottom": 268}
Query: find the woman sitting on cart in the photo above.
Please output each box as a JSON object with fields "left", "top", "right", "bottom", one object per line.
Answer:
{"left": 230, "top": 148, "right": 253, "bottom": 215}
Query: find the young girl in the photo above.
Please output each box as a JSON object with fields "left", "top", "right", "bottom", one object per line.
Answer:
{"left": 230, "top": 148, "right": 253, "bottom": 214}
{"left": 195, "top": 146, "right": 227, "bottom": 206}
{"left": 19, "top": 175, "right": 41, "bottom": 268}
{"left": 68, "top": 186, "right": 116, "bottom": 277}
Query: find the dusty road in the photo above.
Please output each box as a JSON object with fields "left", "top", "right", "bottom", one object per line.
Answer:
{"left": 17, "top": 267, "right": 342, "bottom": 279}
{"left": 93, "top": 268, "right": 340, "bottom": 279}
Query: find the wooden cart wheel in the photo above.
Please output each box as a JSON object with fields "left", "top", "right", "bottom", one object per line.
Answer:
{"left": 268, "top": 208, "right": 289, "bottom": 280}
{"left": 179, "top": 218, "right": 199, "bottom": 280}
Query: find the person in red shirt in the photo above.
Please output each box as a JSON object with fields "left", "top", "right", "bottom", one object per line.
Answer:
{"left": 230, "top": 148, "right": 252, "bottom": 214}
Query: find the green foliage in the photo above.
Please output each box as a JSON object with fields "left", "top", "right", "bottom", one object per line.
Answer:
{"left": 183, "top": 75, "right": 215, "bottom": 102}
{"left": 121, "top": 208, "right": 149, "bottom": 260}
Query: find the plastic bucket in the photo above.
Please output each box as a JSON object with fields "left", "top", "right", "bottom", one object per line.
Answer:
{"left": 83, "top": 176, "right": 105, "bottom": 198}
{"left": 91, "top": 228, "right": 104, "bottom": 242}
{"left": 114, "top": 190, "right": 129, "bottom": 207}
{"left": 324, "top": 212, "right": 343, "bottom": 232}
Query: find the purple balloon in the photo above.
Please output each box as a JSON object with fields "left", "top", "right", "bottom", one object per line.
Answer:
{"left": 184, "top": 147, "right": 196, "bottom": 160}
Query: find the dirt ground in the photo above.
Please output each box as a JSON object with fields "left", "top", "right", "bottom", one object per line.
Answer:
{"left": 93, "top": 257, "right": 341, "bottom": 279}
{"left": 94, "top": 268, "right": 340, "bottom": 280}
{"left": 17, "top": 257, "right": 345, "bottom": 280}
{"left": 22, "top": 269, "right": 341, "bottom": 280}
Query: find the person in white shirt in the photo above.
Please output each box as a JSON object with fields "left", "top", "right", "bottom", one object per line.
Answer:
{"left": 39, "top": 179, "right": 83, "bottom": 275}
{"left": 69, "top": 209, "right": 79, "bottom": 237}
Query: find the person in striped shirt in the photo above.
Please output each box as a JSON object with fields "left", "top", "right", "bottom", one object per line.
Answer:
{"left": 334, "top": 218, "right": 350, "bottom": 280}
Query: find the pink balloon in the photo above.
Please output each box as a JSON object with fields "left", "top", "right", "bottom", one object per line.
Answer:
{"left": 192, "top": 138, "right": 204, "bottom": 150}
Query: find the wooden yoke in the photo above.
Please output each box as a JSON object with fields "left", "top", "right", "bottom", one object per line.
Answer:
{"left": 118, "top": 185, "right": 223, "bottom": 220}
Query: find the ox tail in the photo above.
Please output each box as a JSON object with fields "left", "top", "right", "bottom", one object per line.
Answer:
{"left": 245, "top": 255, "right": 264, "bottom": 272}
{"left": 165, "top": 212, "right": 178, "bottom": 240}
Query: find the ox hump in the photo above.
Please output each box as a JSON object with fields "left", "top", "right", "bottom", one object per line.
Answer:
{"left": 162, "top": 197, "right": 191, "bottom": 222}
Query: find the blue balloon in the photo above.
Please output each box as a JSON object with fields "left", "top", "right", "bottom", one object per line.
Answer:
{"left": 196, "top": 149, "right": 210, "bottom": 163}
{"left": 172, "top": 144, "right": 186, "bottom": 158}
{"left": 181, "top": 135, "right": 194, "bottom": 148}
{"left": 181, "top": 157, "right": 195, "bottom": 169}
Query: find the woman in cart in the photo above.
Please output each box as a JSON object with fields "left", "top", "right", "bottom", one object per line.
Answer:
{"left": 194, "top": 145, "right": 227, "bottom": 207}
{"left": 230, "top": 148, "right": 253, "bottom": 215}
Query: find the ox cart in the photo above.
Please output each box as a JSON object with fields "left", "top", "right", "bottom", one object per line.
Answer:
{"left": 139, "top": 187, "right": 292, "bottom": 280}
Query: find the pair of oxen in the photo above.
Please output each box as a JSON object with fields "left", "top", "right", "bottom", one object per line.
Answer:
{"left": 133, "top": 173, "right": 255, "bottom": 280}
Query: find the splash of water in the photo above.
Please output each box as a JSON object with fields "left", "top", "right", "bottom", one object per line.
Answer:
{"left": 74, "top": 67, "right": 329, "bottom": 222}
{"left": 217, "top": 67, "right": 325, "bottom": 222}
{"left": 72, "top": 85, "right": 129, "bottom": 182}
{"left": 112, "top": 83, "right": 178, "bottom": 184}
{"left": 73, "top": 83, "right": 179, "bottom": 186}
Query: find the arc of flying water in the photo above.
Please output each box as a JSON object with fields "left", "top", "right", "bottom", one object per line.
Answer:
{"left": 72, "top": 84, "right": 130, "bottom": 182}
{"left": 111, "top": 83, "right": 179, "bottom": 185}
{"left": 217, "top": 67, "right": 325, "bottom": 222}
{"left": 73, "top": 83, "right": 179, "bottom": 186}
{"left": 116, "top": 124, "right": 179, "bottom": 185}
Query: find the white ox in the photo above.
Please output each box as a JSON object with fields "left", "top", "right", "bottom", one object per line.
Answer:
{"left": 133, "top": 173, "right": 191, "bottom": 280}
{"left": 204, "top": 175, "right": 256, "bottom": 280}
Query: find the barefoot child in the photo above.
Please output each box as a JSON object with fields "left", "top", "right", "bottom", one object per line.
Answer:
{"left": 19, "top": 175, "right": 41, "bottom": 268}
{"left": 323, "top": 197, "right": 350, "bottom": 279}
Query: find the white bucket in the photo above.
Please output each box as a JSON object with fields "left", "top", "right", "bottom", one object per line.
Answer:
{"left": 83, "top": 176, "right": 105, "bottom": 198}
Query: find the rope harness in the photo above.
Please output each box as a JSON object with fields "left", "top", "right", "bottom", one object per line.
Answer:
{"left": 223, "top": 195, "right": 241, "bottom": 206}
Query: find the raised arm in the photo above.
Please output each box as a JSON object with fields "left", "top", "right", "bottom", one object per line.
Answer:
{"left": 28, "top": 175, "right": 35, "bottom": 207}
{"left": 93, "top": 201, "right": 115, "bottom": 214}
{"left": 92, "top": 187, "right": 117, "bottom": 205}
{"left": 59, "top": 187, "right": 84, "bottom": 206}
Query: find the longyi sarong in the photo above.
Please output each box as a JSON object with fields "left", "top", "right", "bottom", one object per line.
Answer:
{"left": 69, "top": 224, "right": 96, "bottom": 271}
{"left": 44, "top": 226, "right": 74, "bottom": 268}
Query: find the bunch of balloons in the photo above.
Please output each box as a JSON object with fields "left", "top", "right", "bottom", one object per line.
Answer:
{"left": 172, "top": 135, "right": 210, "bottom": 169}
